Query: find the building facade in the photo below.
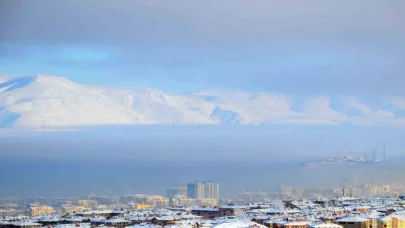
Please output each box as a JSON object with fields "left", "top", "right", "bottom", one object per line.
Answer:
{"left": 187, "top": 181, "right": 219, "bottom": 200}
{"left": 28, "top": 205, "right": 54, "bottom": 216}
{"left": 203, "top": 182, "right": 219, "bottom": 200}
{"left": 187, "top": 182, "right": 204, "bottom": 199}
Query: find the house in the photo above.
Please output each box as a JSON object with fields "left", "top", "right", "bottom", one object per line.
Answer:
{"left": 335, "top": 217, "right": 370, "bottom": 228}
{"left": 150, "top": 216, "right": 175, "bottom": 226}
{"left": 36, "top": 217, "right": 60, "bottom": 226}
{"left": 190, "top": 208, "right": 219, "bottom": 219}
{"left": 74, "top": 210, "right": 125, "bottom": 218}
{"left": 378, "top": 215, "right": 405, "bottom": 228}
{"left": 104, "top": 218, "right": 131, "bottom": 228}
{"left": 251, "top": 216, "right": 270, "bottom": 225}
{"left": 218, "top": 205, "right": 246, "bottom": 217}
{"left": 9, "top": 222, "right": 41, "bottom": 228}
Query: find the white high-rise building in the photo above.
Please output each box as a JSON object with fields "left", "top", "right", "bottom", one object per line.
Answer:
{"left": 203, "top": 181, "right": 220, "bottom": 200}
{"left": 187, "top": 182, "right": 204, "bottom": 199}
{"left": 187, "top": 181, "right": 220, "bottom": 200}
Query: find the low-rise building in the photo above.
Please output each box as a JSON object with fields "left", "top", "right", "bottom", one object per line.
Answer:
{"left": 9, "top": 222, "right": 41, "bottom": 228}
{"left": 28, "top": 205, "right": 54, "bottom": 216}
{"left": 191, "top": 208, "right": 220, "bottom": 219}
{"left": 135, "top": 203, "right": 151, "bottom": 210}
{"left": 336, "top": 217, "right": 370, "bottom": 228}
{"left": 309, "top": 223, "right": 344, "bottom": 228}
{"left": 218, "top": 205, "right": 246, "bottom": 217}
{"left": 104, "top": 218, "right": 131, "bottom": 228}
{"left": 378, "top": 215, "right": 405, "bottom": 228}
{"left": 62, "top": 206, "right": 89, "bottom": 214}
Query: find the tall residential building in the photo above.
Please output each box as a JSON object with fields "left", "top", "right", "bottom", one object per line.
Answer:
{"left": 342, "top": 185, "right": 352, "bottom": 197}
{"left": 187, "top": 182, "right": 204, "bottom": 199}
{"left": 203, "top": 181, "right": 220, "bottom": 200}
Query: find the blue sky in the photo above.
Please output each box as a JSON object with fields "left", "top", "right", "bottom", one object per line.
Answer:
{"left": 1, "top": 0, "right": 405, "bottom": 95}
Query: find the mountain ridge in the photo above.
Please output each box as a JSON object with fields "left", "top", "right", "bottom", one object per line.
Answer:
{"left": 0, "top": 74, "right": 404, "bottom": 129}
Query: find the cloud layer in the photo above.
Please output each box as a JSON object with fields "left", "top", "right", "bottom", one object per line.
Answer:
{"left": 1, "top": 0, "right": 404, "bottom": 95}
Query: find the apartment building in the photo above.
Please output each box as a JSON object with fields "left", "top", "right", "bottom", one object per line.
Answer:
{"left": 28, "top": 205, "right": 54, "bottom": 216}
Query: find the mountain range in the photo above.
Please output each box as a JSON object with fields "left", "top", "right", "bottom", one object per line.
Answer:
{"left": 0, "top": 74, "right": 404, "bottom": 129}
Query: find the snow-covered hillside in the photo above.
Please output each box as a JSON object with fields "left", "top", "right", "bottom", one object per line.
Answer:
{"left": 0, "top": 74, "right": 403, "bottom": 129}
{"left": 0, "top": 75, "right": 155, "bottom": 128}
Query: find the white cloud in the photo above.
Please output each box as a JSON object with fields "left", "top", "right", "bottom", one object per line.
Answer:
{"left": 390, "top": 97, "right": 405, "bottom": 109}
{"left": 304, "top": 96, "right": 347, "bottom": 122}
{"left": 375, "top": 110, "right": 395, "bottom": 118}
{"left": 341, "top": 96, "right": 373, "bottom": 115}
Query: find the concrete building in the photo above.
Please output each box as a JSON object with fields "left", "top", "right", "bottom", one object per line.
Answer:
{"left": 273, "top": 220, "right": 308, "bottom": 228}
{"left": 203, "top": 182, "right": 219, "bottom": 200}
{"left": 336, "top": 217, "right": 370, "bottom": 228}
{"left": 104, "top": 219, "right": 131, "bottom": 228}
{"left": 218, "top": 204, "right": 246, "bottom": 217}
{"left": 146, "top": 195, "right": 169, "bottom": 208}
{"left": 28, "top": 205, "right": 54, "bottom": 216}
{"left": 62, "top": 205, "right": 89, "bottom": 214}
{"left": 342, "top": 186, "right": 355, "bottom": 197}
{"left": 190, "top": 208, "right": 219, "bottom": 219}
{"left": 169, "top": 195, "right": 195, "bottom": 207}
{"left": 187, "top": 182, "right": 204, "bottom": 199}
{"left": 187, "top": 181, "right": 219, "bottom": 200}
{"left": 378, "top": 216, "right": 405, "bottom": 228}
{"left": 135, "top": 203, "right": 151, "bottom": 210}
{"left": 8, "top": 222, "right": 42, "bottom": 228}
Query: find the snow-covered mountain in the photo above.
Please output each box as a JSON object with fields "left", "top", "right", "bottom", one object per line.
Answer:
{"left": 0, "top": 75, "right": 158, "bottom": 128}
{"left": 0, "top": 74, "right": 403, "bottom": 129}
{"left": 0, "top": 75, "right": 223, "bottom": 129}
